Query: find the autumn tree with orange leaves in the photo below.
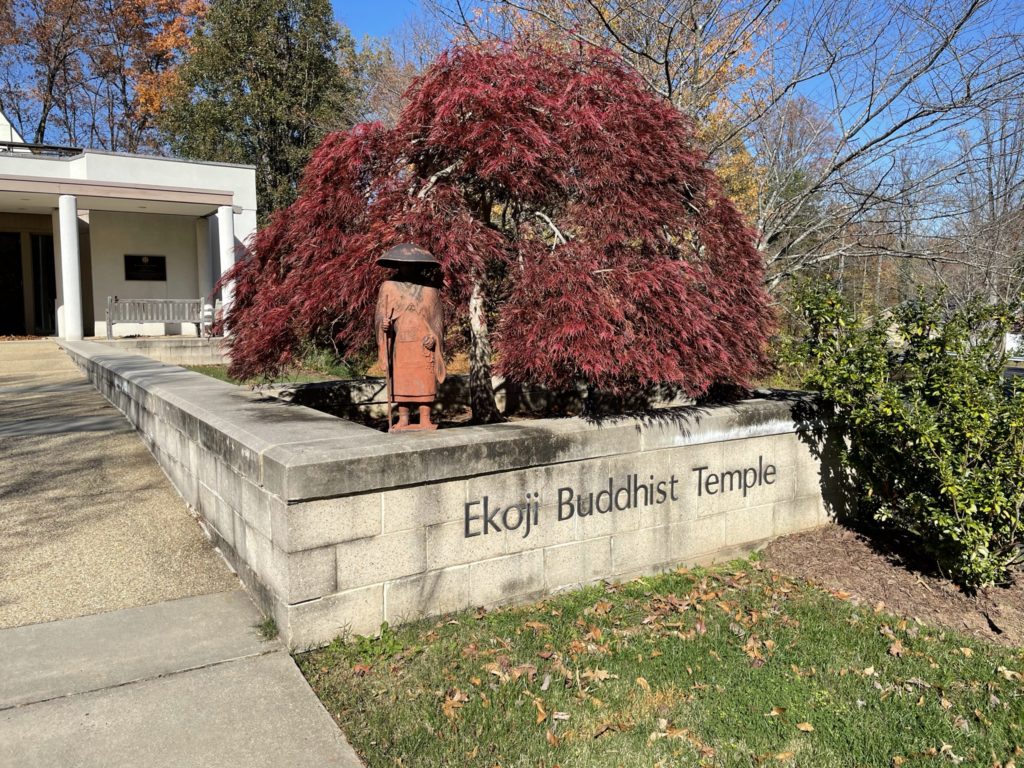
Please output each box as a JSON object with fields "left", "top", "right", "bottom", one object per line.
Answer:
{"left": 0, "top": 0, "right": 202, "bottom": 151}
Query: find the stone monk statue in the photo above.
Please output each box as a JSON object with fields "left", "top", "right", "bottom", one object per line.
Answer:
{"left": 375, "top": 243, "right": 446, "bottom": 432}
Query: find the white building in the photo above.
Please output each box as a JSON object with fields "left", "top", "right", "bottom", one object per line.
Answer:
{"left": 1007, "top": 333, "right": 1023, "bottom": 360}
{"left": 0, "top": 111, "right": 257, "bottom": 339}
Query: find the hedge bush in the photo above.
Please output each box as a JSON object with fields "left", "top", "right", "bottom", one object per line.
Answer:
{"left": 793, "top": 283, "right": 1024, "bottom": 587}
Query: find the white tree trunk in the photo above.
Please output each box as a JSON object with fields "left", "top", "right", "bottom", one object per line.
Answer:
{"left": 468, "top": 280, "right": 503, "bottom": 424}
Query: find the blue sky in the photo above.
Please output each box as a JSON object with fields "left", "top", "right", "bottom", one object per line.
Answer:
{"left": 333, "top": 0, "right": 423, "bottom": 40}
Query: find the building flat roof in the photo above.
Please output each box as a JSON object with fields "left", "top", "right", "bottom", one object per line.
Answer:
{"left": 0, "top": 145, "right": 256, "bottom": 171}
{"left": 0, "top": 173, "right": 237, "bottom": 216}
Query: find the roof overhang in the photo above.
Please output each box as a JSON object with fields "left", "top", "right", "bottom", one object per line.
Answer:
{"left": 0, "top": 174, "right": 235, "bottom": 217}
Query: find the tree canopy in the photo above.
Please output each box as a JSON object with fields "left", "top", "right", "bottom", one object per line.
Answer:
{"left": 223, "top": 39, "right": 773, "bottom": 415}
{"left": 158, "top": 0, "right": 360, "bottom": 213}
{"left": 0, "top": 0, "right": 202, "bottom": 151}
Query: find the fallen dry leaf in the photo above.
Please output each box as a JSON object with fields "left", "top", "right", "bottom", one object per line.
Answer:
{"left": 889, "top": 639, "right": 906, "bottom": 657}
{"left": 509, "top": 663, "right": 538, "bottom": 683}
{"left": 534, "top": 698, "right": 547, "bottom": 724}
{"left": 939, "top": 742, "right": 964, "bottom": 763}
{"left": 796, "top": 722, "right": 814, "bottom": 732}
{"left": 483, "top": 662, "right": 507, "bottom": 682}
{"left": 636, "top": 676, "right": 650, "bottom": 692}
{"left": 442, "top": 689, "right": 469, "bottom": 719}
{"left": 997, "top": 666, "right": 1021, "bottom": 681}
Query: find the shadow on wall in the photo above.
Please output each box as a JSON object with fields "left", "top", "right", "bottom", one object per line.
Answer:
{"left": 789, "top": 396, "right": 858, "bottom": 524}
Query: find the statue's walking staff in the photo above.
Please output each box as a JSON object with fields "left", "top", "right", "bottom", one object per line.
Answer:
{"left": 384, "top": 307, "right": 396, "bottom": 432}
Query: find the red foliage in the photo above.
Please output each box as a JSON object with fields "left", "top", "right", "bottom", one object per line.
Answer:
{"left": 223, "top": 38, "right": 772, "bottom": 397}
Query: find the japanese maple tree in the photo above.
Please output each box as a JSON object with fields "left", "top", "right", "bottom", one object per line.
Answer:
{"left": 223, "top": 38, "right": 773, "bottom": 422}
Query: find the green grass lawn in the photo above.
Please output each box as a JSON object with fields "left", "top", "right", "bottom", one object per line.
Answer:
{"left": 185, "top": 364, "right": 336, "bottom": 386}
{"left": 185, "top": 364, "right": 245, "bottom": 384}
{"left": 186, "top": 346, "right": 374, "bottom": 386}
{"left": 298, "top": 561, "right": 1023, "bottom": 767}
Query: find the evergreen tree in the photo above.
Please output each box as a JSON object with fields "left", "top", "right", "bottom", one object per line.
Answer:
{"left": 159, "top": 0, "right": 358, "bottom": 214}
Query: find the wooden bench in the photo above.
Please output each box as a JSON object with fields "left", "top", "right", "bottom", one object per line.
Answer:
{"left": 105, "top": 297, "right": 205, "bottom": 339}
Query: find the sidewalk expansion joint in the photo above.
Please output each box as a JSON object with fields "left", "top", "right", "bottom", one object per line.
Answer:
{"left": 0, "top": 647, "right": 282, "bottom": 713}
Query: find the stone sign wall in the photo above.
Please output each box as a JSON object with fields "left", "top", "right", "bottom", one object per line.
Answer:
{"left": 62, "top": 340, "right": 829, "bottom": 650}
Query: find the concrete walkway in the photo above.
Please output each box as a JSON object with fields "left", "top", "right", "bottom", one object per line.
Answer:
{"left": 0, "top": 341, "right": 362, "bottom": 767}
{"left": 0, "top": 590, "right": 361, "bottom": 767}
{"left": 0, "top": 340, "right": 236, "bottom": 627}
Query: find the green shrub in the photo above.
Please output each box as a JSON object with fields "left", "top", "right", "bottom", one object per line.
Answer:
{"left": 793, "top": 283, "right": 1024, "bottom": 587}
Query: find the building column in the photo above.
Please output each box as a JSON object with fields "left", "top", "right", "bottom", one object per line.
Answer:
{"left": 216, "top": 205, "right": 235, "bottom": 313}
{"left": 57, "top": 194, "right": 83, "bottom": 340}
{"left": 195, "top": 217, "right": 212, "bottom": 299}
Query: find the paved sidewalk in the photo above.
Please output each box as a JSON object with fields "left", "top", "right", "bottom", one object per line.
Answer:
{"left": 0, "top": 340, "right": 363, "bottom": 767}
{"left": 0, "top": 340, "right": 236, "bottom": 627}
{"left": 0, "top": 590, "right": 362, "bottom": 767}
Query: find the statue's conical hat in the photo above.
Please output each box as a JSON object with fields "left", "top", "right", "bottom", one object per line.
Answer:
{"left": 378, "top": 243, "right": 438, "bottom": 265}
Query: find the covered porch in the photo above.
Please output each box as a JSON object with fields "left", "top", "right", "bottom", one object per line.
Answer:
{"left": 0, "top": 172, "right": 245, "bottom": 341}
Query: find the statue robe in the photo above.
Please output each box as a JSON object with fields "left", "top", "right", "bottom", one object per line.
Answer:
{"left": 375, "top": 280, "right": 446, "bottom": 403}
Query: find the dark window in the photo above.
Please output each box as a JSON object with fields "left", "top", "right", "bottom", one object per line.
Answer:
{"left": 32, "top": 234, "right": 55, "bottom": 335}
{"left": 0, "top": 232, "right": 25, "bottom": 335}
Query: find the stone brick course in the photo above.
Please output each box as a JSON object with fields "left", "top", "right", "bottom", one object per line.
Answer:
{"left": 61, "top": 340, "right": 831, "bottom": 650}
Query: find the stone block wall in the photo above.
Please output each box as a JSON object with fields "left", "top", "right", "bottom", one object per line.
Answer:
{"left": 89, "top": 337, "right": 228, "bottom": 366}
{"left": 62, "top": 340, "right": 830, "bottom": 650}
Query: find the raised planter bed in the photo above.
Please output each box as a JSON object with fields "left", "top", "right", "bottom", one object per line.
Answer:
{"left": 62, "top": 339, "right": 831, "bottom": 649}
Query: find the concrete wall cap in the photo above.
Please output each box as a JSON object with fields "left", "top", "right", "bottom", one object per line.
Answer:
{"left": 59, "top": 339, "right": 810, "bottom": 502}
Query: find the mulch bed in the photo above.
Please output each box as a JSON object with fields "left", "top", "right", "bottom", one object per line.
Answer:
{"left": 762, "top": 523, "right": 1024, "bottom": 647}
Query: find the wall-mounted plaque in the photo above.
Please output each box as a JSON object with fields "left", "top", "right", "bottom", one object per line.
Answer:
{"left": 125, "top": 254, "right": 166, "bottom": 281}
